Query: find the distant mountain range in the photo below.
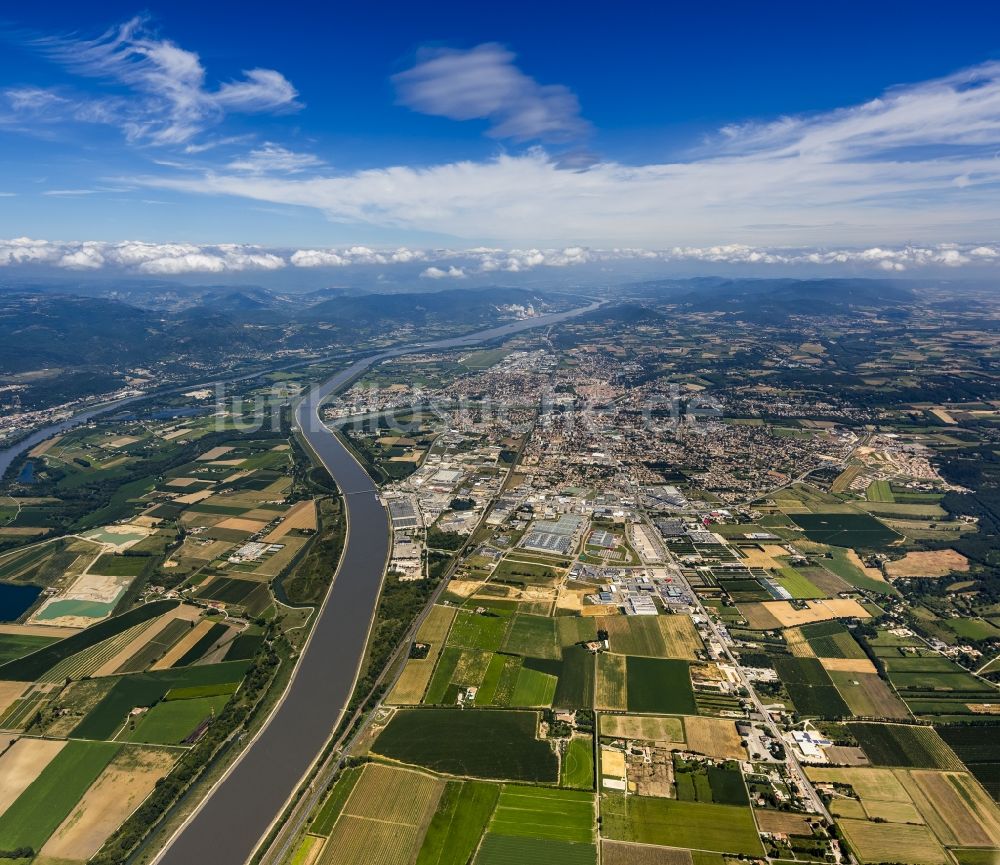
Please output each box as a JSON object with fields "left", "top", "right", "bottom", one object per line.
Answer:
{"left": 626, "top": 277, "right": 915, "bottom": 320}
{"left": 0, "top": 284, "right": 564, "bottom": 408}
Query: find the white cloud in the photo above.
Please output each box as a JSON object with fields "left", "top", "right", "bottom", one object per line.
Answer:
{"left": 393, "top": 43, "right": 588, "bottom": 142}
{"left": 15, "top": 16, "right": 300, "bottom": 145}
{"left": 420, "top": 265, "right": 465, "bottom": 279}
{"left": 0, "top": 238, "right": 285, "bottom": 273}
{"left": 228, "top": 143, "right": 324, "bottom": 174}
{"left": 134, "top": 61, "right": 1000, "bottom": 247}
{"left": 4, "top": 238, "right": 1000, "bottom": 276}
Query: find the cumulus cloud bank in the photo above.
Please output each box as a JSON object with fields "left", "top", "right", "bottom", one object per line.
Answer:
{"left": 0, "top": 238, "right": 285, "bottom": 273}
{"left": 3, "top": 238, "right": 1000, "bottom": 276}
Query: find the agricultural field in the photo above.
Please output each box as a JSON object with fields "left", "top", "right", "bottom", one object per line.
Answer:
{"left": 935, "top": 724, "right": 1000, "bottom": 800}
{"left": 847, "top": 723, "right": 964, "bottom": 769}
{"left": 415, "top": 780, "right": 500, "bottom": 865}
{"left": 372, "top": 708, "right": 559, "bottom": 782}
{"left": 625, "top": 658, "right": 697, "bottom": 715}
{"left": 600, "top": 793, "right": 764, "bottom": 856}
{"left": 317, "top": 763, "right": 445, "bottom": 865}
{"left": 789, "top": 512, "right": 900, "bottom": 550}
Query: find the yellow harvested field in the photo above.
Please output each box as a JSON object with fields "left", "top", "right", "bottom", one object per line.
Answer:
{"left": 250, "top": 538, "right": 307, "bottom": 578}
{"left": 582, "top": 604, "right": 619, "bottom": 617}
{"left": 863, "top": 799, "right": 924, "bottom": 823}
{"left": 601, "top": 746, "right": 627, "bottom": 777}
{"left": 0, "top": 527, "right": 48, "bottom": 537}
{"left": 806, "top": 767, "right": 911, "bottom": 802}
{"left": 754, "top": 810, "right": 814, "bottom": 835}
{"left": 107, "top": 435, "right": 141, "bottom": 448}
{"left": 223, "top": 470, "right": 253, "bottom": 483}
{"left": 165, "top": 477, "right": 202, "bottom": 488}
{"left": 820, "top": 657, "right": 877, "bottom": 674}
{"left": 838, "top": 819, "right": 948, "bottom": 865}
{"left": 929, "top": 407, "right": 958, "bottom": 425}
{"left": 885, "top": 549, "right": 969, "bottom": 578}
{"left": 263, "top": 500, "right": 317, "bottom": 542}
{"left": 657, "top": 615, "right": 703, "bottom": 659}
{"left": 739, "top": 545, "right": 788, "bottom": 569}
{"left": 41, "top": 746, "right": 176, "bottom": 861}
{"left": 215, "top": 517, "right": 269, "bottom": 533}
{"left": 151, "top": 619, "right": 214, "bottom": 670}
{"left": 173, "top": 489, "right": 215, "bottom": 505}
{"left": 208, "top": 458, "right": 247, "bottom": 466}
{"left": 28, "top": 434, "right": 63, "bottom": 457}
{"left": 318, "top": 763, "right": 443, "bottom": 865}
{"left": 784, "top": 627, "right": 816, "bottom": 657}
{"left": 0, "top": 623, "right": 81, "bottom": 637}
{"left": 751, "top": 598, "right": 871, "bottom": 628}
{"left": 902, "top": 769, "right": 1000, "bottom": 848}
{"left": 600, "top": 714, "right": 684, "bottom": 742}
{"left": 197, "top": 446, "right": 234, "bottom": 461}
{"left": 0, "top": 681, "right": 28, "bottom": 716}
{"left": 684, "top": 716, "right": 746, "bottom": 760}
{"left": 0, "top": 737, "right": 66, "bottom": 813}
{"left": 161, "top": 427, "right": 193, "bottom": 440}
{"left": 845, "top": 549, "right": 887, "bottom": 583}
{"left": 388, "top": 606, "right": 456, "bottom": 705}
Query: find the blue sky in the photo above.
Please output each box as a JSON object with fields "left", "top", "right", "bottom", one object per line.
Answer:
{"left": 2, "top": 1, "right": 1000, "bottom": 279}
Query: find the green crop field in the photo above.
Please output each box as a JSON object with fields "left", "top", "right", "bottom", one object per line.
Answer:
{"left": 311, "top": 767, "right": 363, "bottom": 836}
{"left": 488, "top": 785, "right": 594, "bottom": 844}
{"left": 775, "top": 567, "right": 825, "bottom": 600}
{"left": 416, "top": 780, "right": 500, "bottom": 865}
{"left": 72, "top": 660, "right": 249, "bottom": 739}
{"left": 553, "top": 646, "right": 595, "bottom": 709}
{"left": 511, "top": 666, "right": 558, "bottom": 707}
{"left": 477, "top": 654, "right": 522, "bottom": 706}
{"left": 124, "top": 693, "right": 232, "bottom": 744}
{"left": 800, "top": 621, "right": 868, "bottom": 659}
{"left": 475, "top": 835, "right": 596, "bottom": 865}
{"left": 503, "top": 614, "right": 560, "bottom": 660}
{"left": 0, "top": 740, "right": 121, "bottom": 850}
{"left": 91, "top": 553, "right": 149, "bottom": 576}
{"left": 790, "top": 512, "right": 899, "bottom": 551}
{"left": 866, "top": 480, "right": 895, "bottom": 503}
{"left": 601, "top": 794, "right": 763, "bottom": 856}
{"left": 847, "top": 723, "right": 963, "bottom": 769}
{"left": 449, "top": 609, "right": 512, "bottom": 652}
{"left": 626, "top": 657, "right": 696, "bottom": 714}
{"left": 775, "top": 656, "right": 851, "bottom": 715}
{"left": 561, "top": 736, "right": 594, "bottom": 790}
{"left": 602, "top": 616, "right": 670, "bottom": 656}
{"left": 373, "top": 708, "right": 558, "bottom": 782}
{"left": 0, "top": 632, "right": 56, "bottom": 664}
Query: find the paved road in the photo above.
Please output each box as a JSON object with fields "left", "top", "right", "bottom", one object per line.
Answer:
{"left": 153, "top": 302, "right": 601, "bottom": 865}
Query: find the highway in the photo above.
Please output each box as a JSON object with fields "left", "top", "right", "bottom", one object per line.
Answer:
{"left": 152, "top": 301, "right": 601, "bottom": 865}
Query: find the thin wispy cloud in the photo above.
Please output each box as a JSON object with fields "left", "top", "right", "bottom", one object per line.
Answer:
{"left": 393, "top": 43, "right": 589, "bottom": 143}
{"left": 227, "top": 143, "right": 324, "bottom": 175}
{"left": 6, "top": 16, "right": 300, "bottom": 145}
{"left": 130, "top": 60, "right": 1000, "bottom": 247}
